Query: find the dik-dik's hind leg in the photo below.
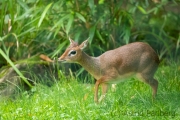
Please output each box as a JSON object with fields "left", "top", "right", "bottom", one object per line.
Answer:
{"left": 139, "top": 74, "right": 158, "bottom": 98}
{"left": 146, "top": 78, "right": 158, "bottom": 98}
{"left": 151, "top": 79, "right": 158, "bottom": 98}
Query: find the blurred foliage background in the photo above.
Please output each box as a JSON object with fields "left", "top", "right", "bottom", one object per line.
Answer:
{"left": 0, "top": 0, "right": 180, "bottom": 76}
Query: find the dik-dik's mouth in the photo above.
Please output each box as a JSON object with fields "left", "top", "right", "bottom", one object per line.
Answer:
{"left": 58, "top": 59, "right": 67, "bottom": 63}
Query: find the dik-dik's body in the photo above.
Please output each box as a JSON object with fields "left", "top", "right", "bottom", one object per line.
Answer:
{"left": 59, "top": 38, "right": 159, "bottom": 103}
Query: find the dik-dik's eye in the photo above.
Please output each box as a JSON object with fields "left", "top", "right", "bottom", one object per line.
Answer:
{"left": 68, "top": 50, "right": 77, "bottom": 56}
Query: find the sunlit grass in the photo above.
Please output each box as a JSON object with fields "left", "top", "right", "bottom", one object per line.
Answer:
{"left": 0, "top": 65, "right": 180, "bottom": 120}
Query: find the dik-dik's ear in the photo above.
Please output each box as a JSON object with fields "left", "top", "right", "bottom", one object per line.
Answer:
{"left": 79, "top": 38, "right": 89, "bottom": 50}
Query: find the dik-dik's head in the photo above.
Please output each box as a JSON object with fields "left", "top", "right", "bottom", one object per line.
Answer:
{"left": 58, "top": 38, "right": 89, "bottom": 62}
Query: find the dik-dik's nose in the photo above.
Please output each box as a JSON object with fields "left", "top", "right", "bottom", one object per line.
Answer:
{"left": 58, "top": 56, "right": 66, "bottom": 62}
{"left": 58, "top": 56, "right": 63, "bottom": 61}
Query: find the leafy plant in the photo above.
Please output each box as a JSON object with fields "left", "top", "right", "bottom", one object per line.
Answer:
{"left": 0, "top": 0, "right": 180, "bottom": 83}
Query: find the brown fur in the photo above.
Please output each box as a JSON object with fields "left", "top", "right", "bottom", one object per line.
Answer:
{"left": 59, "top": 38, "right": 159, "bottom": 103}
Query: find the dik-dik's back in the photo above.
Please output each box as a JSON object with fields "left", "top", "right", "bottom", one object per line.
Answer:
{"left": 98, "top": 42, "right": 159, "bottom": 76}
{"left": 59, "top": 38, "right": 159, "bottom": 103}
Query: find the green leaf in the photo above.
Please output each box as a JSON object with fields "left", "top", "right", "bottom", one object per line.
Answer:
{"left": 88, "top": 0, "right": 94, "bottom": 10}
{"left": 0, "top": 49, "right": 32, "bottom": 88}
{"left": 96, "top": 30, "right": 105, "bottom": 44}
{"left": 76, "top": 12, "right": 86, "bottom": 22}
{"left": 51, "top": 41, "right": 68, "bottom": 58}
{"left": 65, "top": 14, "right": 74, "bottom": 35}
{"left": 17, "top": 0, "right": 29, "bottom": 11}
{"left": 38, "top": 3, "right": 53, "bottom": 28}
{"left": 17, "top": 27, "right": 36, "bottom": 37}
{"left": 15, "top": 8, "right": 35, "bottom": 21}
{"left": 137, "top": 6, "right": 147, "bottom": 14}
{"left": 51, "top": 14, "right": 70, "bottom": 30}
{"left": 98, "top": 0, "right": 105, "bottom": 4}
{"left": 89, "top": 25, "right": 96, "bottom": 44}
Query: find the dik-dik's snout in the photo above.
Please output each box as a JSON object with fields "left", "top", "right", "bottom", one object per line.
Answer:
{"left": 58, "top": 54, "right": 72, "bottom": 63}
{"left": 58, "top": 55, "right": 66, "bottom": 62}
{"left": 58, "top": 58, "right": 64, "bottom": 62}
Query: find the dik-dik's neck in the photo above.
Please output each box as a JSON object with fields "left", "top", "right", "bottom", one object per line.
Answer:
{"left": 78, "top": 52, "right": 101, "bottom": 79}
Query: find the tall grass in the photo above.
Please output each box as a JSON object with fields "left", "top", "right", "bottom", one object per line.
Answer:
{"left": 0, "top": 64, "right": 179, "bottom": 119}
{"left": 0, "top": 1, "right": 180, "bottom": 119}
{"left": 1, "top": 0, "right": 180, "bottom": 66}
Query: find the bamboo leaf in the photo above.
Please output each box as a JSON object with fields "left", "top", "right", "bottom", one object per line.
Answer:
{"left": 65, "top": 14, "right": 74, "bottom": 34}
{"left": 15, "top": 8, "right": 35, "bottom": 21}
{"left": 76, "top": 12, "right": 86, "bottom": 22}
{"left": 137, "top": 6, "right": 147, "bottom": 14}
{"left": 51, "top": 41, "right": 68, "bottom": 58}
{"left": 17, "top": 27, "right": 36, "bottom": 37}
{"left": 89, "top": 25, "right": 96, "bottom": 44}
{"left": 0, "top": 49, "right": 32, "bottom": 88}
{"left": 50, "top": 14, "right": 70, "bottom": 30}
{"left": 96, "top": 30, "right": 105, "bottom": 44}
{"left": 51, "top": 19, "right": 63, "bottom": 31}
{"left": 38, "top": 3, "right": 53, "bottom": 28}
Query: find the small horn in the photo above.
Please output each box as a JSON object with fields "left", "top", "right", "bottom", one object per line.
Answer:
{"left": 86, "top": 37, "right": 90, "bottom": 41}
{"left": 69, "top": 37, "right": 74, "bottom": 44}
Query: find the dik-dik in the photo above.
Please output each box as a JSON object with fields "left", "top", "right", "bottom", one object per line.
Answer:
{"left": 58, "top": 38, "right": 159, "bottom": 103}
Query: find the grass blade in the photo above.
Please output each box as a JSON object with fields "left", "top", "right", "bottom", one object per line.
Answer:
{"left": 38, "top": 3, "right": 53, "bottom": 28}
{"left": 17, "top": 0, "right": 29, "bottom": 11}
{"left": 0, "top": 49, "right": 32, "bottom": 88}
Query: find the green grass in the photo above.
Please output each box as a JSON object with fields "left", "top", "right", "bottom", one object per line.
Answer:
{"left": 0, "top": 64, "right": 180, "bottom": 120}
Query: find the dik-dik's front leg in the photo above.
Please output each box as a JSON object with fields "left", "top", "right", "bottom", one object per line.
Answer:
{"left": 94, "top": 77, "right": 109, "bottom": 103}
